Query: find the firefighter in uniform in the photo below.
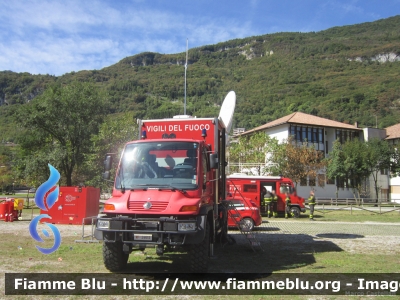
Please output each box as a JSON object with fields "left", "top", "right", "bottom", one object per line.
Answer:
{"left": 264, "top": 190, "right": 273, "bottom": 218}
{"left": 261, "top": 187, "right": 267, "bottom": 215}
{"left": 285, "top": 192, "right": 291, "bottom": 219}
{"left": 271, "top": 190, "right": 278, "bottom": 218}
{"left": 308, "top": 190, "right": 316, "bottom": 220}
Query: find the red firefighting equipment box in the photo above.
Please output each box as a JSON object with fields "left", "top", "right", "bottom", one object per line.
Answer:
{"left": 40, "top": 186, "right": 100, "bottom": 225}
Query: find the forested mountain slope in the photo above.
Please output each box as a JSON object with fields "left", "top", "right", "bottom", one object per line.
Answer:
{"left": 1, "top": 15, "right": 400, "bottom": 143}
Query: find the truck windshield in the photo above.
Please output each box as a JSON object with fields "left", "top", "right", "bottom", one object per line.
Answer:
{"left": 115, "top": 141, "right": 199, "bottom": 190}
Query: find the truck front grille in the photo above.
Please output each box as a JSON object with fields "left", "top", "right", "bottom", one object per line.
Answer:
{"left": 128, "top": 200, "right": 169, "bottom": 212}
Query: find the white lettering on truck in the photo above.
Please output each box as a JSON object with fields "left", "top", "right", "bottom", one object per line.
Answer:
{"left": 185, "top": 124, "right": 210, "bottom": 131}
{"left": 146, "top": 125, "right": 167, "bottom": 132}
{"left": 146, "top": 124, "right": 211, "bottom": 132}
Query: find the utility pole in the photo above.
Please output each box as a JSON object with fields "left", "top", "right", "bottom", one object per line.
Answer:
{"left": 184, "top": 39, "right": 188, "bottom": 115}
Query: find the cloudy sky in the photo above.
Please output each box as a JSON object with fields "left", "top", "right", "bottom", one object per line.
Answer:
{"left": 1, "top": 0, "right": 399, "bottom": 76}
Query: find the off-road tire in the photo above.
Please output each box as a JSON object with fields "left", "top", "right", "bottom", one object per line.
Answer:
{"left": 189, "top": 222, "right": 210, "bottom": 273}
{"left": 103, "top": 241, "right": 129, "bottom": 272}
{"left": 290, "top": 206, "right": 301, "bottom": 218}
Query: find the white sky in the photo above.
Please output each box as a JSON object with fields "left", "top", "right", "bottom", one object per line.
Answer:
{"left": 1, "top": 0, "right": 399, "bottom": 76}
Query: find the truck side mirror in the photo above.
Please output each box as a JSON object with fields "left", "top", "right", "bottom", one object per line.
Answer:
{"left": 102, "top": 155, "right": 112, "bottom": 180}
{"left": 209, "top": 153, "right": 218, "bottom": 169}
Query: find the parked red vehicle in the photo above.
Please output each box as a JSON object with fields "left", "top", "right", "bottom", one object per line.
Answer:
{"left": 225, "top": 197, "right": 262, "bottom": 231}
{"left": 227, "top": 174, "right": 306, "bottom": 218}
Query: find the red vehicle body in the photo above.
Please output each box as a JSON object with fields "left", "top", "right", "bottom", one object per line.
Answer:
{"left": 226, "top": 197, "right": 262, "bottom": 231}
{"left": 95, "top": 116, "right": 229, "bottom": 272}
{"left": 227, "top": 174, "right": 306, "bottom": 217}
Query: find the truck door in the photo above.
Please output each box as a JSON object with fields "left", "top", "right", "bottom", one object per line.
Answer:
{"left": 275, "top": 181, "right": 286, "bottom": 211}
{"left": 201, "top": 146, "right": 213, "bottom": 204}
{"left": 261, "top": 181, "right": 277, "bottom": 209}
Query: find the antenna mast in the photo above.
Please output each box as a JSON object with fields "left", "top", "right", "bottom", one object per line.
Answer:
{"left": 184, "top": 39, "right": 188, "bottom": 115}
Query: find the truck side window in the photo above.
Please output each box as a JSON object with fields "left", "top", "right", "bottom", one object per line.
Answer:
{"left": 202, "top": 148, "right": 207, "bottom": 185}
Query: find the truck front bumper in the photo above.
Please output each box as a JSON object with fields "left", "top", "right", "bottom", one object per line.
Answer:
{"left": 94, "top": 215, "right": 206, "bottom": 245}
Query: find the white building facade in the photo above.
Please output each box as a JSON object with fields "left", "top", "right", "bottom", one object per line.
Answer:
{"left": 234, "top": 112, "right": 391, "bottom": 201}
{"left": 385, "top": 124, "right": 400, "bottom": 203}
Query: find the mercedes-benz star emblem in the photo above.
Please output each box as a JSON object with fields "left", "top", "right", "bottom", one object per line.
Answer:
{"left": 143, "top": 202, "right": 152, "bottom": 210}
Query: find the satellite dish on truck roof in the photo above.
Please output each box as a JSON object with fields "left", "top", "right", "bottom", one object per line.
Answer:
{"left": 218, "top": 91, "right": 236, "bottom": 145}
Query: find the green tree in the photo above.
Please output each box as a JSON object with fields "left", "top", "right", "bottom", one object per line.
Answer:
{"left": 326, "top": 139, "right": 370, "bottom": 202}
{"left": 228, "top": 132, "right": 279, "bottom": 175}
{"left": 326, "top": 138, "right": 394, "bottom": 202}
{"left": 325, "top": 140, "right": 346, "bottom": 200}
{"left": 81, "top": 112, "right": 138, "bottom": 191}
{"left": 0, "top": 148, "right": 14, "bottom": 190}
{"left": 364, "top": 138, "right": 393, "bottom": 201}
{"left": 15, "top": 81, "right": 108, "bottom": 186}
{"left": 341, "top": 139, "right": 369, "bottom": 201}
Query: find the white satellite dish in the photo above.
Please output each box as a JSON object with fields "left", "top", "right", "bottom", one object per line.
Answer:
{"left": 218, "top": 91, "right": 236, "bottom": 145}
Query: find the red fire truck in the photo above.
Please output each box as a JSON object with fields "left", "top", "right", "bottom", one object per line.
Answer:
{"left": 95, "top": 116, "right": 230, "bottom": 272}
{"left": 227, "top": 174, "right": 306, "bottom": 217}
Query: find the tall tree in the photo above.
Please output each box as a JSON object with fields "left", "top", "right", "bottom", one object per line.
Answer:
{"left": 228, "top": 132, "right": 276, "bottom": 175}
{"left": 364, "top": 138, "right": 393, "bottom": 201}
{"left": 271, "top": 136, "right": 326, "bottom": 187}
{"left": 15, "top": 81, "right": 108, "bottom": 186}
{"left": 325, "top": 140, "right": 346, "bottom": 199}
{"left": 341, "top": 139, "right": 369, "bottom": 201}
{"left": 81, "top": 112, "right": 138, "bottom": 190}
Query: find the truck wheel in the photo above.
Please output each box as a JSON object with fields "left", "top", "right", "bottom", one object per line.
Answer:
{"left": 189, "top": 222, "right": 210, "bottom": 273}
{"left": 102, "top": 241, "right": 129, "bottom": 272}
{"left": 290, "top": 207, "right": 301, "bottom": 218}
{"left": 240, "top": 218, "right": 254, "bottom": 231}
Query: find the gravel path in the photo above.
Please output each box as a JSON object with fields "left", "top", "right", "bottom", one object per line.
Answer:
{"left": 228, "top": 219, "right": 400, "bottom": 255}
{"left": 2, "top": 217, "right": 400, "bottom": 256}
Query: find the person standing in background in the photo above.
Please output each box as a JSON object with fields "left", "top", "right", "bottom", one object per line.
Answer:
{"left": 285, "top": 192, "right": 291, "bottom": 219}
{"left": 308, "top": 190, "right": 316, "bottom": 220}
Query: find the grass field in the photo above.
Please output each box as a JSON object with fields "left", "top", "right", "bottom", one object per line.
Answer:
{"left": 1, "top": 201, "right": 399, "bottom": 299}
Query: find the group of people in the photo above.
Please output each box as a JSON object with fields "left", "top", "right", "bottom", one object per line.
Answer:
{"left": 262, "top": 187, "right": 316, "bottom": 220}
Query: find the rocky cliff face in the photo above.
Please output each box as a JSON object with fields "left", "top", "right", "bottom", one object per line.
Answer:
{"left": 349, "top": 52, "right": 400, "bottom": 63}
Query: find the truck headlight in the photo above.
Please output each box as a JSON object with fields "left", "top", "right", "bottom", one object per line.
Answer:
{"left": 97, "top": 220, "right": 110, "bottom": 229}
{"left": 178, "top": 223, "right": 196, "bottom": 231}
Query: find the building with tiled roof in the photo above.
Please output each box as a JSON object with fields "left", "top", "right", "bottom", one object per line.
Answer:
{"left": 385, "top": 123, "right": 400, "bottom": 141}
{"left": 230, "top": 112, "right": 395, "bottom": 201}
{"left": 385, "top": 123, "right": 400, "bottom": 202}
{"left": 242, "top": 112, "right": 360, "bottom": 135}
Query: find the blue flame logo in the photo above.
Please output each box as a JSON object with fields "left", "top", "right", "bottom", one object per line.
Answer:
{"left": 29, "top": 164, "right": 61, "bottom": 254}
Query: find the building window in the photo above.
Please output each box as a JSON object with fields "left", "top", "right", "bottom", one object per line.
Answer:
{"left": 327, "top": 177, "right": 335, "bottom": 185}
{"left": 337, "top": 177, "right": 345, "bottom": 188}
{"left": 309, "top": 176, "right": 316, "bottom": 187}
{"left": 318, "top": 174, "right": 325, "bottom": 187}
{"left": 300, "top": 177, "right": 307, "bottom": 186}
{"left": 335, "top": 129, "right": 359, "bottom": 144}
{"left": 289, "top": 125, "right": 325, "bottom": 151}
